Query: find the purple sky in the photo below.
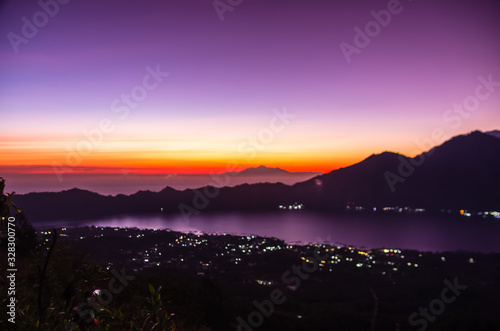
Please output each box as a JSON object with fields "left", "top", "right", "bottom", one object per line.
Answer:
{"left": 1, "top": 0, "right": 500, "bottom": 192}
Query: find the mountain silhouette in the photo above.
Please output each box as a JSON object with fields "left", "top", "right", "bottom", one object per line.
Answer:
{"left": 294, "top": 130, "right": 500, "bottom": 211}
{"left": 235, "top": 165, "right": 303, "bottom": 176}
{"left": 13, "top": 130, "right": 500, "bottom": 222}
{"left": 486, "top": 130, "right": 500, "bottom": 139}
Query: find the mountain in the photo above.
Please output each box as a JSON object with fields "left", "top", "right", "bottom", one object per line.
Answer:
{"left": 233, "top": 165, "right": 321, "bottom": 177}
{"left": 1, "top": 166, "right": 323, "bottom": 196}
{"left": 237, "top": 165, "right": 289, "bottom": 175}
{"left": 12, "top": 131, "right": 500, "bottom": 222}
{"left": 486, "top": 130, "right": 500, "bottom": 139}
{"left": 293, "top": 130, "right": 500, "bottom": 211}
{"left": 237, "top": 165, "right": 291, "bottom": 176}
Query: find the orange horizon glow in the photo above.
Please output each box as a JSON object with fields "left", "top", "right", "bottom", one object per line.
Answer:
{"left": 0, "top": 161, "right": 347, "bottom": 176}
{"left": 1, "top": 124, "right": 498, "bottom": 177}
{"left": 0, "top": 133, "right": 372, "bottom": 175}
{"left": 0, "top": 130, "right": 493, "bottom": 176}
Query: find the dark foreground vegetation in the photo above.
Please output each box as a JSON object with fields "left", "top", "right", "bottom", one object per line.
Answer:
{"left": 2, "top": 223, "right": 500, "bottom": 330}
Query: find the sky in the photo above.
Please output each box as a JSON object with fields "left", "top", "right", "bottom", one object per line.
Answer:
{"left": 1, "top": 0, "right": 500, "bottom": 193}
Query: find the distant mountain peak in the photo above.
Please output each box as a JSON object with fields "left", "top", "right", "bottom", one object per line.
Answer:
{"left": 238, "top": 165, "right": 290, "bottom": 175}
{"left": 232, "top": 165, "right": 322, "bottom": 177}
{"left": 254, "top": 165, "right": 284, "bottom": 170}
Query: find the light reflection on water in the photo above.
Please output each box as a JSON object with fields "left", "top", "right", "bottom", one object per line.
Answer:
{"left": 34, "top": 212, "right": 500, "bottom": 253}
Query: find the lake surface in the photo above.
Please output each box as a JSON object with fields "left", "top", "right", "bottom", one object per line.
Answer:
{"left": 34, "top": 212, "right": 500, "bottom": 253}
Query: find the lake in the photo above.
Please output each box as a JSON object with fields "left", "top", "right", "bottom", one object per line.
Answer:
{"left": 34, "top": 211, "right": 500, "bottom": 253}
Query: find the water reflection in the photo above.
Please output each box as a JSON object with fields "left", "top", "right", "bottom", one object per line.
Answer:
{"left": 34, "top": 212, "right": 500, "bottom": 253}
